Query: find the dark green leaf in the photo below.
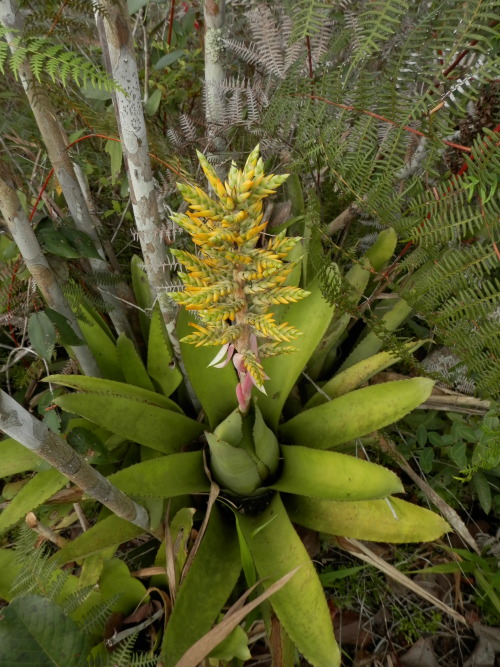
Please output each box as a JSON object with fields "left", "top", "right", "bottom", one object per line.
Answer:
{"left": 61, "top": 227, "right": 102, "bottom": 260}
{"left": 45, "top": 309, "right": 84, "bottom": 346}
{"left": 67, "top": 427, "right": 109, "bottom": 460}
{"left": 28, "top": 311, "right": 56, "bottom": 360}
{"left": 419, "top": 447, "right": 435, "bottom": 473}
{"left": 36, "top": 218, "right": 80, "bottom": 258}
{"left": 0, "top": 596, "right": 90, "bottom": 666}
{"left": 145, "top": 88, "right": 162, "bottom": 115}
{"left": 416, "top": 423, "right": 427, "bottom": 447}
{"left": 473, "top": 472, "right": 492, "bottom": 515}
{"left": 154, "top": 49, "right": 185, "bottom": 69}
{"left": 449, "top": 441, "right": 468, "bottom": 469}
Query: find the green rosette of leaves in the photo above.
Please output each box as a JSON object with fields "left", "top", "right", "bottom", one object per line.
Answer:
{"left": 45, "top": 147, "right": 450, "bottom": 667}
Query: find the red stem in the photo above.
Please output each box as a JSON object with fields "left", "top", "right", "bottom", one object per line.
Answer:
{"left": 167, "top": 0, "right": 176, "bottom": 47}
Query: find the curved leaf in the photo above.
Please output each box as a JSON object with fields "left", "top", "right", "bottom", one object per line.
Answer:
{"left": 55, "top": 393, "right": 203, "bottom": 454}
{"left": 280, "top": 378, "right": 434, "bottom": 449}
{"left": 177, "top": 308, "right": 238, "bottom": 428}
{"left": 53, "top": 514, "right": 145, "bottom": 565}
{"left": 148, "top": 303, "right": 183, "bottom": 396}
{"left": 0, "top": 596, "right": 90, "bottom": 667}
{"left": 77, "top": 305, "right": 123, "bottom": 381}
{"left": 116, "top": 332, "right": 156, "bottom": 391}
{"left": 258, "top": 280, "right": 335, "bottom": 429}
{"left": 0, "top": 469, "right": 67, "bottom": 535}
{"left": 286, "top": 495, "right": 451, "bottom": 543}
{"left": 238, "top": 494, "right": 340, "bottom": 667}
{"left": 46, "top": 373, "right": 181, "bottom": 413}
{"left": 162, "top": 506, "right": 241, "bottom": 667}
{"left": 108, "top": 451, "right": 209, "bottom": 498}
{"left": 270, "top": 446, "right": 403, "bottom": 500}
{"left": 305, "top": 341, "right": 424, "bottom": 409}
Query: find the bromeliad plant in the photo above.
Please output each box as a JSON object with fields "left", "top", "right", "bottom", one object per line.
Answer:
{"left": 1, "top": 148, "right": 450, "bottom": 666}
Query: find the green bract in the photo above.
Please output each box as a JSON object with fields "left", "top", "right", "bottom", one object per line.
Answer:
{"left": 35, "top": 150, "right": 451, "bottom": 667}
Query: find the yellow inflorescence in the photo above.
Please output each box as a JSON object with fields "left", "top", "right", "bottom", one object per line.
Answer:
{"left": 170, "top": 145, "right": 309, "bottom": 386}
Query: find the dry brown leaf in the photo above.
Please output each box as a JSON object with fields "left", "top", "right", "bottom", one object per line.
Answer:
{"left": 175, "top": 566, "right": 302, "bottom": 667}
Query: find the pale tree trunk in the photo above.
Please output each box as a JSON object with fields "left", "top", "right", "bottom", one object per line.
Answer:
{"left": 204, "top": 0, "right": 227, "bottom": 154}
{"left": 0, "top": 390, "right": 150, "bottom": 530}
{"left": 0, "top": 173, "right": 101, "bottom": 378}
{"left": 97, "top": 0, "right": 198, "bottom": 406}
{"left": 0, "top": 0, "right": 135, "bottom": 342}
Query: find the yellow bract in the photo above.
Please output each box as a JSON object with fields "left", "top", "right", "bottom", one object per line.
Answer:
{"left": 170, "top": 146, "right": 310, "bottom": 386}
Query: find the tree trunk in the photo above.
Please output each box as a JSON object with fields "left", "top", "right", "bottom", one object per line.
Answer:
{"left": 0, "top": 390, "right": 150, "bottom": 530}
{"left": 0, "top": 172, "right": 101, "bottom": 378}
{"left": 97, "top": 0, "right": 198, "bottom": 406}
{"left": 204, "top": 0, "right": 227, "bottom": 154}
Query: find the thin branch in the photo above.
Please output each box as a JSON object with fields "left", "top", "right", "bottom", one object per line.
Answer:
{"left": 0, "top": 389, "right": 150, "bottom": 530}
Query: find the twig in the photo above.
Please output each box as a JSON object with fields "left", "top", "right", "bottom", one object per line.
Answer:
{"left": 25, "top": 512, "right": 68, "bottom": 548}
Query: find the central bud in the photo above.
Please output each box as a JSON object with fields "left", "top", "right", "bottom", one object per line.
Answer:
{"left": 206, "top": 403, "right": 280, "bottom": 496}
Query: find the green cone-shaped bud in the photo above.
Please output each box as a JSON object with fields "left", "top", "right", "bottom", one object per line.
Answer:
{"left": 207, "top": 404, "right": 280, "bottom": 496}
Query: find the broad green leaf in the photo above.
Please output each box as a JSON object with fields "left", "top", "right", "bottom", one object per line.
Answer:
{"left": 0, "top": 469, "right": 67, "bottom": 535}
{"left": 105, "top": 138, "right": 123, "bottom": 184}
{"left": 0, "top": 437, "right": 41, "bottom": 476}
{"left": 162, "top": 506, "right": 241, "bottom": 667}
{"left": 36, "top": 218, "right": 80, "bottom": 258}
{"left": 45, "top": 308, "right": 85, "bottom": 346}
{"left": 128, "top": 0, "right": 150, "bottom": 14}
{"left": 206, "top": 433, "right": 262, "bottom": 496}
{"left": 280, "top": 378, "right": 434, "bottom": 449}
{"left": 473, "top": 472, "right": 492, "bottom": 515}
{"left": 0, "top": 596, "right": 90, "bottom": 667}
{"left": 145, "top": 87, "right": 162, "bottom": 115}
{"left": 54, "top": 514, "right": 145, "bottom": 565}
{"left": 98, "top": 558, "right": 149, "bottom": 614}
{"left": 154, "top": 49, "right": 185, "bottom": 69}
{"left": 116, "top": 333, "right": 156, "bottom": 391}
{"left": 54, "top": 393, "right": 203, "bottom": 454}
{"left": 46, "top": 373, "right": 181, "bottom": 413}
{"left": 131, "top": 254, "right": 154, "bottom": 341}
{"left": 28, "top": 311, "right": 56, "bottom": 360}
{"left": 238, "top": 494, "right": 340, "bottom": 667}
{"left": 270, "top": 446, "right": 403, "bottom": 500}
{"left": 177, "top": 308, "right": 238, "bottom": 428}
{"left": 148, "top": 304, "right": 182, "bottom": 396}
{"left": 286, "top": 495, "right": 451, "bottom": 543}
{"left": 61, "top": 227, "right": 101, "bottom": 260}
{"left": 108, "top": 451, "right": 209, "bottom": 498}
{"left": 258, "top": 280, "right": 335, "bottom": 429}
{"left": 305, "top": 341, "right": 424, "bottom": 409}
{"left": 77, "top": 306, "right": 124, "bottom": 381}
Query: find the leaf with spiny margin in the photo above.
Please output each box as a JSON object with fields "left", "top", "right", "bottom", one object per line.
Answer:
{"left": 148, "top": 303, "right": 182, "bottom": 396}
{"left": 286, "top": 495, "right": 451, "bottom": 543}
{"left": 116, "top": 333, "right": 155, "bottom": 392}
{"left": 0, "top": 469, "right": 67, "bottom": 535}
{"left": 162, "top": 506, "right": 241, "bottom": 667}
{"left": 270, "top": 446, "right": 403, "bottom": 501}
{"left": 76, "top": 305, "right": 124, "bottom": 381}
{"left": 45, "top": 374, "right": 182, "bottom": 413}
{"left": 0, "top": 596, "right": 90, "bottom": 667}
{"left": 177, "top": 308, "right": 238, "bottom": 428}
{"left": 54, "top": 393, "right": 203, "bottom": 454}
{"left": 237, "top": 494, "right": 341, "bottom": 667}
{"left": 280, "top": 378, "right": 434, "bottom": 450}
{"left": 131, "top": 254, "right": 154, "bottom": 341}
{"left": 258, "top": 279, "right": 335, "bottom": 429}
